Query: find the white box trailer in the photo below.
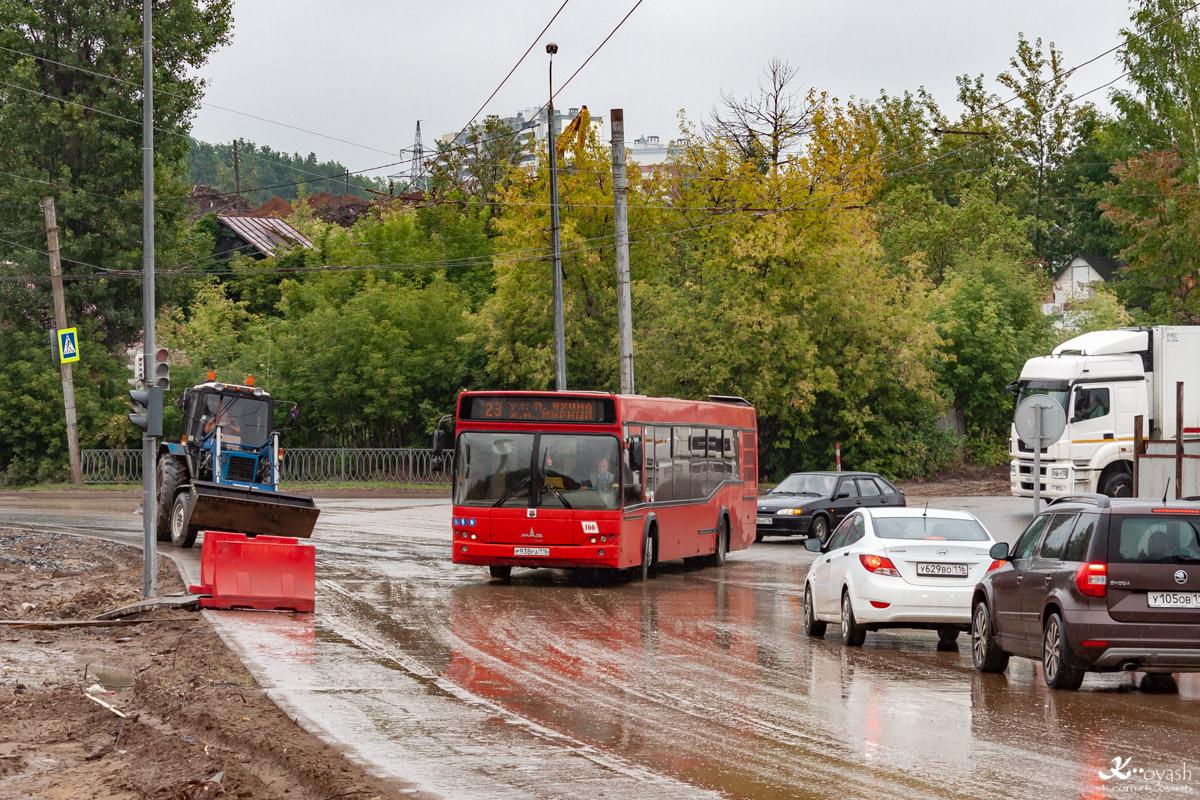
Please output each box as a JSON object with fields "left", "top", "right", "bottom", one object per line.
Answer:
{"left": 1009, "top": 326, "right": 1200, "bottom": 499}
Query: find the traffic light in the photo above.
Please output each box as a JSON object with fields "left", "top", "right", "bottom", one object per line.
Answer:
{"left": 128, "top": 351, "right": 145, "bottom": 389}
{"left": 129, "top": 386, "right": 163, "bottom": 436}
{"left": 152, "top": 346, "right": 170, "bottom": 390}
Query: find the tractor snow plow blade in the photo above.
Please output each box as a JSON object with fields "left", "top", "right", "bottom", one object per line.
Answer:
{"left": 192, "top": 531, "right": 315, "bottom": 613}
{"left": 187, "top": 481, "right": 319, "bottom": 540}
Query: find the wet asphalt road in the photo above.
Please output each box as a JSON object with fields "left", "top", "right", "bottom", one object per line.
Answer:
{"left": 3, "top": 493, "right": 1199, "bottom": 799}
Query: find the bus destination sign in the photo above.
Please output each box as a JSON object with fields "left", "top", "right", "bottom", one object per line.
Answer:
{"left": 468, "top": 396, "right": 610, "bottom": 423}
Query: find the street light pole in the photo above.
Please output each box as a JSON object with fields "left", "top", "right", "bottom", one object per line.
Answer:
{"left": 546, "top": 42, "right": 567, "bottom": 391}
{"left": 141, "top": 0, "right": 158, "bottom": 598}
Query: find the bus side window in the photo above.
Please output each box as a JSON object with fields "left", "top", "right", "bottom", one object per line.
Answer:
{"left": 655, "top": 427, "right": 674, "bottom": 501}
{"left": 623, "top": 425, "right": 644, "bottom": 505}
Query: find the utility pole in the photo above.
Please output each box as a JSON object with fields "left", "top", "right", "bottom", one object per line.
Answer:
{"left": 141, "top": 0, "right": 158, "bottom": 598}
{"left": 344, "top": 169, "right": 350, "bottom": 196}
{"left": 232, "top": 139, "right": 241, "bottom": 208}
{"left": 41, "top": 197, "right": 82, "bottom": 484}
{"left": 546, "top": 42, "right": 566, "bottom": 391}
{"left": 609, "top": 109, "right": 635, "bottom": 395}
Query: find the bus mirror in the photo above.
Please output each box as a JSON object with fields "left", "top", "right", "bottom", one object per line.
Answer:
{"left": 432, "top": 429, "right": 444, "bottom": 456}
{"left": 288, "top": 405, "right": 301, "bottom": 430}
{"left": 629, "top": 439, "right": 643, "bottom": 470}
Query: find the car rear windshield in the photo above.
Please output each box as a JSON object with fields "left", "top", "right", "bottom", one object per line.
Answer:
{"left": 872, "top": 516, "right": 989, "bottom": 541}
{"left": 1111, "top": 514, "right": 1200, "bottom": 564}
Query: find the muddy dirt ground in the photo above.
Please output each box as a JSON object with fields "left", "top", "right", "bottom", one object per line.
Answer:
{"left": 0, "top": 468, "right": 1007, "bottom": 799}
{"left": 0, "top": 529, "right": 420, "bottom": 800}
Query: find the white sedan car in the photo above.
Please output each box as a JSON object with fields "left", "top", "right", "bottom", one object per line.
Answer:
{"left": 803, "top": 507, "right": 1002, "bottom": 648}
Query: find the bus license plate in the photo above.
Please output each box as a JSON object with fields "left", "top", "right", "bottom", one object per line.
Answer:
{"left": 1148, "top": 591, "right": 1200, "bottom": 608}
{"left": 757, "top": 517, "right": 772, "bottom": 526}
{"left": 514, "top": 547, "right": 550, "bottom": 557}
{"left": 917, "top": 563, "right": 968, "bottom": 577}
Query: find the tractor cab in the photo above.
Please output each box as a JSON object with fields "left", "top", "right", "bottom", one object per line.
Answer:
{"left": 175, "top": 380, "right": 291, "bottom": 491}
{"left": 181, "top": 383, "right": 273, "bottom": 449}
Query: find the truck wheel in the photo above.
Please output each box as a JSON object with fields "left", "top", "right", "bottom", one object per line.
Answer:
{"left": 1100, "top": 469, "right": 1133, "bottom": 498}
{"left": 170, "top": 492, "right": 199, "bottom": 548}
{"left": 156, "top": 456, "right": 188, "bottom": 541}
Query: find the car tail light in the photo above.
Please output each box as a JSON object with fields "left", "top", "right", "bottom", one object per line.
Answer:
{"left": 1074, "top": 562, "right": 1107, "bottom": 598}
{"left": 869, "top": 601, "right": 891, "bottom": 608}
{"left": 859, "top": 554, "right": 900, "bottom": 577}
{"left": 987, "top": 560, "right": 1006, "bottom": 572}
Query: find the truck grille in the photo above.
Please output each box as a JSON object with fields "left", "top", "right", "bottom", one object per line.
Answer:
{"left": 224, "top": 453, "right": 257, "bottom": 483}
{"left": 1017, "top": 439, "right": 1048, "bottom": 454}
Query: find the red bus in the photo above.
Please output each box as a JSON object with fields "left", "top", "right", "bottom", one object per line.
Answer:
{"left": 444, "top": 390, "right": 758, "bottom": 580}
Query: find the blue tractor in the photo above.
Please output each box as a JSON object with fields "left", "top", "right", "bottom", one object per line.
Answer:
{"left": 155, "top": 377, "right": 319, "bottom": 547}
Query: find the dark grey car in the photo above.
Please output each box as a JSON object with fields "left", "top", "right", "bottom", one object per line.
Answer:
{"left": 755, "top": 471, "right": 905, "bottom": 543}
{"left": 971, "top": 494, "right": 1200, "bottom": 691}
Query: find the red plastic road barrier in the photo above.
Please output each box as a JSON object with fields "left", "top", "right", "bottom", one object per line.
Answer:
{"left": 189, "top": 531, "right": 299, "bottom": 595}
{"left": 192, "top": 531, "right": 314, "bottom": 612}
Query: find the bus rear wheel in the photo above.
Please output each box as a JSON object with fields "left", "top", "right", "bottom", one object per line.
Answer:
{"left": 489, "top": 565, "right": 512, "bottom": 582}
{"left": 704, "top": 518, "right": 728, "bottom": 568}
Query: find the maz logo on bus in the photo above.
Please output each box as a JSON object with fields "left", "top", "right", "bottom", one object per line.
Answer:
{"left": 582, "top": 521, "right": 599, "bottom": 534}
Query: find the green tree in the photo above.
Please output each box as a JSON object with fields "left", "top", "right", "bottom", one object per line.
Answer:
{"left": 0, "top": 0, "right": 232, "bottom": 482}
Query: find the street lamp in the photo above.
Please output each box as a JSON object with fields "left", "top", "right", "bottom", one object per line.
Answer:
{"left": 546, "top": 42, "right": 566, "bottom": 391}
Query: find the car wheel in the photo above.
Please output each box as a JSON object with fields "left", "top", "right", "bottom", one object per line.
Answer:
{"left": 840, "top": 591, "right": 866, "bottom": 647}
{"left": 639, "top": 531, "right": 655, "bottom": 582}
{"left": 1042, "top": 612, "right": 1085, "bottom": 690}
{"left": 936, "top": 626, "right": 959, "bottom": 651}
{"left": 755, "top": 530, "right": 765, "bottom": 543}
{"left": 169, "top": 492, "right": 198, "bottom": 548}
{"left": 1140, "top": 673, "right": 1179, "bottom": 694}
{"left": 488, "top": 565, "right": 512, "bottom": 582}
{"left": 804, "top": 584, "right": 826, "bottom": 638}
{"left": 811, "top": 515, "right": 829, "bottom": 543}
{"left": 970, "top": 602, "right": 1009, "bottom": 673}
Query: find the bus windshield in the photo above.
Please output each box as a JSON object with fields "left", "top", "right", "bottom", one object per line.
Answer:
{"left": 455, "top": 432, "right": 621, "bottom": 510}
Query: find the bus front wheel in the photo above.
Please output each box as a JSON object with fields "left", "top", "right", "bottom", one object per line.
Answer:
{"left": 638, "top": 531, "right": 656, "bottom": 582}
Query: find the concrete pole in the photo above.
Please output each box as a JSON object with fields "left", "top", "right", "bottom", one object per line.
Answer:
{"left": 142, "top": 0, "right": 158, "bottom": 598}
{"left": 547, "top": 54, "right": 566, "bottom": 391}
{"left": 609, "top": 109, "right": 635, "bottom": 395}
{"left": 232, "top": 139, "right": 241, "bottom": 207}
{"left": 41, "top": 197, "right": 82, "bottom": 484}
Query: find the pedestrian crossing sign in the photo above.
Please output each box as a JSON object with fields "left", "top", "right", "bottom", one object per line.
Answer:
{"left": 57, "top": 327, "right": 80, "bottom": 364}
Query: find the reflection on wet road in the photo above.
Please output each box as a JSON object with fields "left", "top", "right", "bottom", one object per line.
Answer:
{"left": 4, "top": 495, "right": 1199, "bottom": 798}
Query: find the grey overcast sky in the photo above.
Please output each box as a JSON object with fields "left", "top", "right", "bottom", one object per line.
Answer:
{"left": 189, "top": 1, "right": 1138, "bottom": 180}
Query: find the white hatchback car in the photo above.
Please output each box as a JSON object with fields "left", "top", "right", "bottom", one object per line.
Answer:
{"left": 803, "top": 507, "right": 1002, "bottom": 648}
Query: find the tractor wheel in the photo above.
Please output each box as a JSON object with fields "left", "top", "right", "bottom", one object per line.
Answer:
{"left": 170, "top": 491, "right": 199, "bottom": 549}
{"left": 156, "top": 456, "right": 188, "bottom": 542}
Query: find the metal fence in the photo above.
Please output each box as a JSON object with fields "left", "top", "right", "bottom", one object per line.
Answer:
{"left": 82, "top": 448, "right": 454, "bottom": 485}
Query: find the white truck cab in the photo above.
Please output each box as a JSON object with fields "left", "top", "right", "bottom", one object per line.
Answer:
{"left": 1010, "top": 327, "right": 1200, "bottom": 499}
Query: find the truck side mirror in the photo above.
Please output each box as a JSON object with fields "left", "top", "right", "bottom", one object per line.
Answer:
{"left": 288, "top": 406, "right": 300, "bottom": 430}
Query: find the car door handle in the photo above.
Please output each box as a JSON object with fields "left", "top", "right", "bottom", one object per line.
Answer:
{"left": 824, "top": 558, "right": 831, "bottom": 564}
{"left": 1044, "top": 576, "right": 1052, "bottom": 584}
{"left": 1015, "top": 575, "right": 1023, "bottom": 585}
